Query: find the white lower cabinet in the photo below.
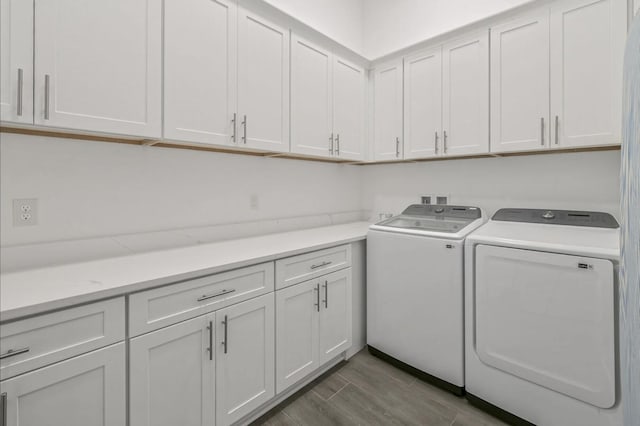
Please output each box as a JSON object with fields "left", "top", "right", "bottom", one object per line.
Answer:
{"left": 129, "top": 315, "right": 215, "bottom": 426}
{"left": 275, "top": 280, "right": 320, "bottom": 393}
{"left": 216, "top": 293, "right": 275, "bottom": 426}
{"left": 276, "top": 268, "right": 352, "bottom": 394}
{"left": 0, "top": 343, "right": 125, "bottom": 426}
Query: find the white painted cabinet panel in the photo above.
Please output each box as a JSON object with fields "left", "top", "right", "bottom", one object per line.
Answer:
{"left": 237, "top": 9, "right": 290, "bottom": 152}
{"left": 129, "top": 315, "right": 215, "bottom": 426}
{"left": 0, "top": 343, "right": 125, "bottom": 426}
{"left": 550, "top": 0, "right": 626, "bottom": 148}
{"left": 216, "top": 293, "right": 275, "bottom": 426}
{"left": 164, "top": 0, "right": 237, "bottom": 146}
{"left": 491, "top": 12, "right": 550, "bottom": 153}
{"left": 33, "top": 0, "right": 162, "bottom": 137}
{"left": 275, "top": 280, "right": 319, "bottom": 394}
{"left": 635, "top": 0, "right": 639, "bottom": 16}
{"left": 290, "top": 36, "right": 333, "bottom": 157}
{"left": 0, "top": 0, "right": 33, "bottom": 124}
{"left": 403, "top": 47, "right": 442, "bottom": 159}
{"left": 318, "top": 269, "right": 352, "bottom": 365}
{"left": 333, "top": 57, "right": 366, "bottom": 161}
{"left": 442, "top": 31, "right": 490, "bottom": 156}
{"left": 373, "top": 60, "right": 404, "bottom": 161}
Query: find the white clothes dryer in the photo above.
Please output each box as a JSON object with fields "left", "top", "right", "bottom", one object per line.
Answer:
{"left": 465, "top": 208, "right": 622, "bottom": 426}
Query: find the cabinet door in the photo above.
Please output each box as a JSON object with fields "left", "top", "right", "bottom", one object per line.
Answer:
{"left": 319, "top": 269, "right": 352, "bottom": 365}
{"left": 550, "top": 0, "right": 626, "bottom": 148}
{"left": 333, "top": 57, "right": 366, "bottom": 161}
{"left": 290, "top": 35, "right": 333, "bottom": 158}
{"left": 275, "top": 280, "right": 319, "bottom": 394}
{"left": 129, "top": 315, "right": 215, "bottom": 426}
{"left": 164, "top": 0, "right": 237, "bottom": 146}
{"left": 0, "top": 343, "right": 125, "bottom": 426}
{"left": 33, "top": 0, "right": 161, "bottom": 137}
{"left": 491, "top": 12, "right": 550, "bottom": 153}
{"left": 0, "top": 0, "right": 33, "bottom": 124}
{"left": 237, "top": 9, "right": 290, "bottom": 152}
{"left": 373, "top": 60, "right": 404, "bottom": 161}
{"left": 442, "top": 31, "right": 489, "bottom": 156}
{"left": 403, "top": 47, "right": 442, "bottom": 159}
{"left": 216, "top": 293, "right": 275, "bottom": 426}
{"left": 635, "top": 0, "right": 639, "bottom": 16}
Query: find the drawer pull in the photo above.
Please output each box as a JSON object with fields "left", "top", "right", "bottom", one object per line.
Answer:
{"left": 310, "top": 261, "right": 332, "bottom": 270}
{"left": 197, "top": 288, "right": 236, "bottom": 302}
{"left": 207, "top": 321, "right": 213, "bottom": 361}
{"left": 0, "top": 347, "right": 30, "bottom": 360}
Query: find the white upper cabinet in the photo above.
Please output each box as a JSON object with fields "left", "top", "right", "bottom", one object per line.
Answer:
{"left": 0, "top": 0, "right": 33, "bottom": 124}
{"left": 332, "top": 57, "right": 366, "bottom": 161}
{"left": 635, "top": 0, "right": 639, "bottom": 16}
{"left": 33, "top": 0, "right": 162, "bottom": 137}
{"left": 164, "top": 0, "right": 237, "bottom": 146}
{"left": 490, "top": 12, "right": 550, "bottom": 153}
{"left": 550, "top": 0, "right": 626, "bottom": 148}
{"left": 237, "top": 9, "right": 290, "bottom": 152}
{"left": 373, "top": 60, "right": 404, "bottom": 161}
{"left": 403, "top": 47, "right": 443, "bottom": 159}
{"left": 216, "top": 293, "right": 275, "bottom": 426}
{"left": 129, "top": 315, "right": 215, "bottom": 426}
{"left": 290, "top": 36, "right": 333, "bottom": 157}
{"left": 442, "top": 30, "right": 490, "bottom": 156}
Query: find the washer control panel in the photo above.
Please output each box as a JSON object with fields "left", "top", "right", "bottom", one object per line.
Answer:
{"left": 492, "top": 208, "right": 619, "bottom": 228}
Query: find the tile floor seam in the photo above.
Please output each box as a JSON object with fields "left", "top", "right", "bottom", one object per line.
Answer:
{"left": 327, "top": 381, "right": 350, "bottom": 401}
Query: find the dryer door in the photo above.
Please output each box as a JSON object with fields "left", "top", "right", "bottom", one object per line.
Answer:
{"left": 474, "top": 244, "right": 615, "bottom": 408}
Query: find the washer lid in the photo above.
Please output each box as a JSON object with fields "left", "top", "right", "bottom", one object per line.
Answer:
{"left": 372, "top": 205, "right": 483, "bottom": 235}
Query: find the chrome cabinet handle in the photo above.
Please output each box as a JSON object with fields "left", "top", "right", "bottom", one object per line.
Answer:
{"left": 231, "top": 113, "right": 237, "bottom": 143}
{"left": 329, "top": 133, "right": 334, "bottom": 154}
{"left": 44, "top": 74, "right": 51, "bottom": 120}
{"left": 323, "top": 281, "right": 328, "bottom": 308}
{"left": 207, "top": 321, "right": 213, "bottom": 361}
{"left": 554, "top": 115, "right": 559, "bottom": 145}
{"left": 435, "top": 131, "right": 439, "bottom": 154}
{"left": 17, "top": 68, "right": 23, "bottom": 116}
{"left": 310, "top": 261, "right": 332, "bottom": 270}
{"left": 443, "top": 130, "right": 448, "bottom": 154}
{"left": 0, "top": 347, "right": 30, "bottom": 360}
{"left": 314, "top": 283, "right": 320, "bottom": 312}
{"left": 241, "top": 115, "right": 247, "bottom": 144}
{"left": 221, "top": 315, "right": 228, "bottom": 354}
{"left": 1, "top": 392, "right": 6, "bottom": 426}
{"left": 336, "top": 134, "right": 340, "bottom": 156}
{"left": 197, "top": 288, "right": 235, "bottom": 302}
{"left": 395, "top": 137, "right": 400, "bottom": 157}
{"left": 541, "top": 117, "right": 545, "bottom": 145}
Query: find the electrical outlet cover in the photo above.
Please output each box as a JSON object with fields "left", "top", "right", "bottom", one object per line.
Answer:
{"left": 13, "top": 198, "right": 38, "bottom": 226}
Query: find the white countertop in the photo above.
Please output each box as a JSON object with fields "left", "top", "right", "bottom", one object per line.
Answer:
{"left": 0, "top": 222, "right": 370, "bottom": 322}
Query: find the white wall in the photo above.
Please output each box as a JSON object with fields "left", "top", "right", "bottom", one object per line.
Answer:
{"left": 361, "top": 150, "right": 621, "bottom": 220}
{"left": 363, "top": 0, "right": 535, "bottom": 59}
{"left": 0, "top": 133, "right": 363, "bottom": 247}
{"left": 262, "top": 0, "right": 364, "bottom": 54}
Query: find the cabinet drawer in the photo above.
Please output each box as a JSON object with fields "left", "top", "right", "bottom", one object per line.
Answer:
{"left": 275, "top": 245, "right": 351, "bottom": 290}
{"left": 129, "top": 262, "right": 274, "bottom": 336}
{"left": 0, "top": 297, "right": 125, "bottom": 380}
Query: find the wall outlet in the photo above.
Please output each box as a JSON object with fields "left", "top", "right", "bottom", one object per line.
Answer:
{"left": 13, "top": 198, "right": 38, "bottom": 226}
{"left": 421, "top": 196, "right": 432, "bottom": 204}
{"left": 250, "top": 194, "right": 259, "bottom": 210}
{"left": 436, "top": 196, "right": 448, "bottom": 205}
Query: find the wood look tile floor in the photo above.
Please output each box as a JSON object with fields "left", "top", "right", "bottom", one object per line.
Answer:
{"left": 252, "top": 349, "right": 508, "bottom": 426}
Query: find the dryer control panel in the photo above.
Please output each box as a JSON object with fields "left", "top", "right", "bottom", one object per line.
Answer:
{"left": 492, "top": 208, "right": 619, "bottom": 228}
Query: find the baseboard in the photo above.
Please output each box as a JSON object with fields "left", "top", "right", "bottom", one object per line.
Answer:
{"left": 367, "top": 345, "right": 465, "bottom": 396}
{"left": 466, "top": 393, "right": 536, "bottom": 426}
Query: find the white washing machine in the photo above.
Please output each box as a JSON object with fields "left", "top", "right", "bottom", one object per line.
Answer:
{"left": 465, "top": 208, "right": 622, "bottom": 426}
{"left": 367, "top": 204, "right": 484, "bottom": 394}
